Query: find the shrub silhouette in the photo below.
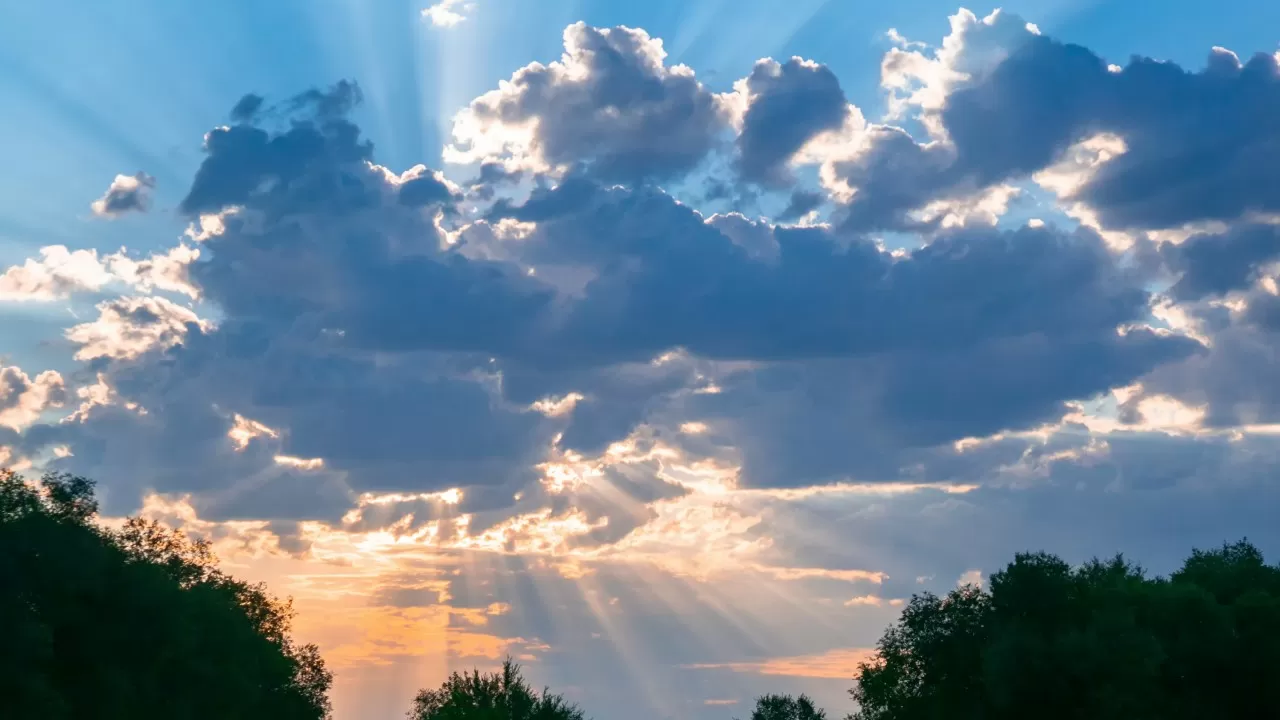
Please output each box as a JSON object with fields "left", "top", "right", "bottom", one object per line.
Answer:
{"left": 407, "top": 658, "right": 585, "bottom": 720}
{"left": 850, "top": 540, "right": 1280, "bottom": 720}
{"left": 0, "top": 469, "right": 332, "bottom": 719}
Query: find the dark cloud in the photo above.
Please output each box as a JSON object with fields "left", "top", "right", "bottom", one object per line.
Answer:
{"left": 764, "top": 429, "right": 1280, "bottom": 597}
{"left": 777, "top": 189, "right": 824, "bottom": 222}
{"left": 15, "top": 16, "right": 1262, "bottom": 528}
{"left": 91, "top": 172, "right": 156, "bottom": 217}
{"left": 736, "top": 58, "right": 849, "bottom": 186}
{"left": 1076, "top": 50, "right": 1280, "bottom": 230}
{"left": 229, "top": 93, "right": 265, "bottom": 123}
{"left": 497, "top": 181, "right": 1186, "bottom": 365}
{"left": 682, "top": 320, "right": 1197, "bottom": 489}
{"left": 831, "top": 126, "right": 957, "bottom": 231}
{"left": 837, "top": 23, "right": 1280, "bottom": 233}
{"left": 180, "top": 81, "right": 373, "bottom": 216}
{"left": 1142, "top": 303, "right": 1280, "bottom": 428}
{"left": 24, "top": 88, "right": 558, "bottom": 517}
{"left": 397, "top": 169, "right": 458, "bottom": 207}
{"left": 1244, "top": 290, "right": 1280, "bottom": 331}
{"left": 1165, "top": 224, "right": 1280, "bottom": 300}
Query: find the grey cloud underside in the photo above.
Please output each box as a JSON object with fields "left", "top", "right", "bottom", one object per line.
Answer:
{"left": 1164, "top": 224, "right": 1280, "bottom": 301}
{"left": 736, "top": 58, "right": 849, "bottom": 186}
{"left": 8, "top": 16, "right": 1279, "bottom": 543}
{"left": 1141, "top": 298, "right": 1280, "bottom": 429}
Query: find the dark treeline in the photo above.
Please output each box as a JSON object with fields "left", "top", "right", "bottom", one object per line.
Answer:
{"left": 0, "top": 470, "right": 331, "bottom": 719}
{"left": 3, "top": 470, "right": 1279, "bottom": 719}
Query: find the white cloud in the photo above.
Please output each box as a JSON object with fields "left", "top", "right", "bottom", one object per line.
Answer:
{"left": 0, "top": 245, "right": 114, "bottom": 301}
{"left": 0, "top": 244, "right": 200, "bottom": 302}
{"left": 879, "top": 8, "right": 1036, "bottom": 132}
{"left": 444, "top": 23, "right": 725, "bottom": 182}
{"left": 0, "top": 365, "right": 66, "bottom": 430}
{"left": 422, "top": 0, "right": 474, "bottom": 28}
{"left": 66, "top": 296, "right": 209, "bottom": 361}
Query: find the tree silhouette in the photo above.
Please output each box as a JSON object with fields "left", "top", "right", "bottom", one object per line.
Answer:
{"left": 407, "top": 658, "right": 585, "bottom": 720}
{"left": 0, "top": 469, "right": 332, "bottom": 719}
{"left": 743, "top": 693, "right": 828, "bottom": 720}
{"left": 850, "top": 540, "right": 1280, "bottom": 720}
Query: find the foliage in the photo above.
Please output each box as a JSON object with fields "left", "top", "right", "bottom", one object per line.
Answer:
{"left": 850, "top": 541, "right": 1280, "bottom": 720}
{"left": 745, "top": 693, "right": 828, "bottom": 720}
{"left": 0, "top": 468, "right": 332, "bottom": 719}
{"left": 407, "top": 658, "right": 585, "bottom": 720}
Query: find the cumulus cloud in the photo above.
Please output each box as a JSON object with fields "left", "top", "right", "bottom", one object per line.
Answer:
{"left": 9, "top": 51, "right": 1217, "bottom": 524}
{"left": 1164, "top": 224, "right": 1280, "bottom": 301}
{"left": 0, "top": 245, "right": 115, "bottom": 301}
{"left": 66, "top": 295, "right": 208, "bottom": 361}
{"left": 733, "top": 57, "right": 851, "bottom": 186}
{"left": 422, "top": 0, "right": 475, "bottom": 27}
{"left": 91, "top": 172, "right": 156, "bottom": 217}
{"left": 0, "top": 244, "right": 199, "bottom": 302}
{"left": 822, "top": 8, "right": 1280, "bottom": 236}
{"left": 20, "top": 85, "right": 559, "bottom": 517}
{"left": 444, "top": 23, "right": 728, "bottom": 182}
{"left": 0, "top": 366, "right": 66, "bottom": 431}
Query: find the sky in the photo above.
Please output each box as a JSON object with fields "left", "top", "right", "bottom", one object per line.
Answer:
{"left": 3, "top": 1, "right": 1280, "bottom": 718}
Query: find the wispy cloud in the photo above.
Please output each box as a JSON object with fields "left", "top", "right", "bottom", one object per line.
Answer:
{"left": 686, "top": 648, "right": 877, "bottom": 679}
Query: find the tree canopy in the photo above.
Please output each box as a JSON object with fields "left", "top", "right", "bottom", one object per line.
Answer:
{"left": 0, "top": 469, "right": 332, "bottom": 719}
{"left": 850, "top": 540, "right": 1280, "bottom": 720}
{"left": 407, "top": 658, "right": 585, "bottom": 720}
{"left": 744, "top": 693, "right": 828, "bottom": 720}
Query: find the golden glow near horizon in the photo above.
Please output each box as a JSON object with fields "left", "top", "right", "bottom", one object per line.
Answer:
{"left": 127, "top": 387, "right": 1246, "bottom": 714}
{"left": 117, "top": 420, "right": 975, "bottom": 714}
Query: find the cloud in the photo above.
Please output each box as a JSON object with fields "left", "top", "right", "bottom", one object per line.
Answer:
{"left": 11, "top": 58, "right": 1207, "bottom": 524}
{"left": 733, "top": 57, "right": 851, "bottom": 186}
{"left": 422, "top": 0, "right": 475, "bottom": 28}
{"left": 1164, "top": 224, "right": 1280, "bottom": 301}
{"left": 180, "top": 81, "right": 370, "bottom": 216}
{"left": 688, "top": 647, "right": 876, "bottom": 679}
{"left": 0, "top": 245, "right": 199, "bottom": 303}
{"left": 19, "top": 85, "right": 558, "bottom": 518}
{"left": 0, "top": 366, "right": 66, "bottom": 431}
{"left": 65, "top": 295, "right": 208, "bottom": 361}
{"left": 828, "top": 10, "right": 1280, "bottom": 235}
{"left": 91, "top": 172, "right": 156, "bottom": 217}
{"left": 444, "top": 23, "right": 728, "bottom": 182}
{"left": 1139, "top": 292, "right": 1280, "bottom": 428}
{"left": 0, "top": 245, "right": 114, "bottom": 301}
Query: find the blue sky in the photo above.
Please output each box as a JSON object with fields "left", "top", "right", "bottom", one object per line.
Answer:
{"left": 3, "top": 2, "right": 1280, "bottom": 719}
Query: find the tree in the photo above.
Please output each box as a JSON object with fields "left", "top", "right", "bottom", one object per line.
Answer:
{"left": 0, "top": 469, "right": 332, "bottom": 719}
{"left": 850, "top": 541, "right": 1280, "bottom": 720}
{"left": 744, "top": 693, "right": 828, "bottom": 720}
{"left": 407, "top": 658, "right": 585, "bottom": 720}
